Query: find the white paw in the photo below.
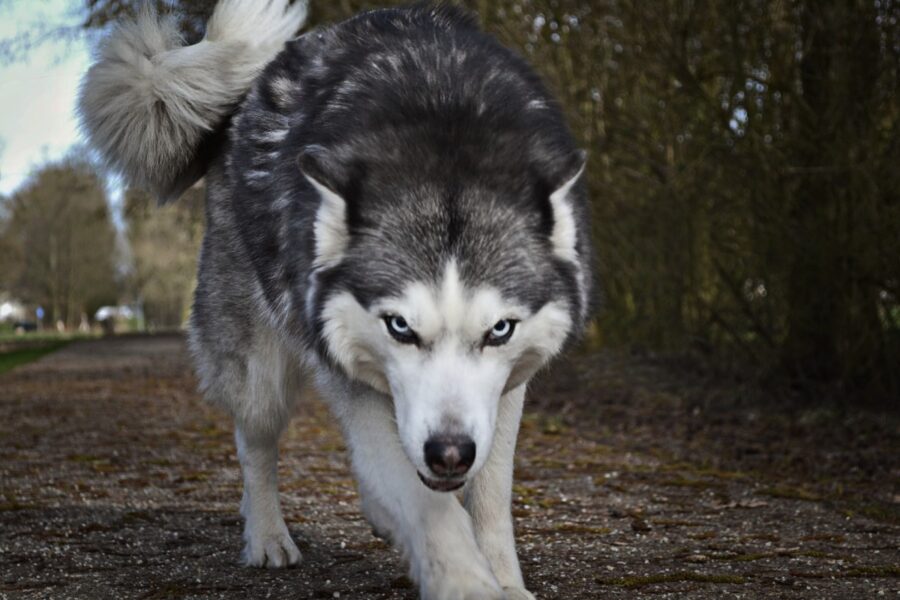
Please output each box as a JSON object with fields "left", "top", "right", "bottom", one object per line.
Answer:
{"left": 503, "top": 587, "right": 537, "bottom": 600}
{"left": 242, "top": 521, "right": 301, "bottom": 568}
{"left": 422, "top": 566, "right": 505, "bottom": 600}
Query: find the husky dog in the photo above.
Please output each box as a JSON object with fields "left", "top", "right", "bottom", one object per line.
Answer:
{"left": 79, "top": 1, "right": 591, "bottom": 597}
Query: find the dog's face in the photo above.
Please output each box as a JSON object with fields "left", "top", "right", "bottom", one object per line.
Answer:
{"left": 299, "top": 143, "right": 589, "bottom": 491}
{"left": 319, "top": 259, "right": 572, "bottom": 490}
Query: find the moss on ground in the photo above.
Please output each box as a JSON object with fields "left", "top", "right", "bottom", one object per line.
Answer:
{"left": 661, "top": 476, "right": 726, "bottom": 490}
{"left": 757, "top": 485, "right": 821, "bottom": 501}
{"left": 843, "top": 501, "right": 900, "bottom": 525}
{"left": 559, "top": 523, "right": 611, "bottom": 534}
{"left": 845, "top": 565, "right": 900, "bottom": 578}
{"left": 597, "top": 571, "right": 747, "bottom": 588}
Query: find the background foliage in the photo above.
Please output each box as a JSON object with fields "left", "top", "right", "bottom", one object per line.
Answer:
{"left": 123, "top": 186, "right": 204, "bottom": 330}
{"left": 3, "top": 0, "right": 898, "bottom": 399}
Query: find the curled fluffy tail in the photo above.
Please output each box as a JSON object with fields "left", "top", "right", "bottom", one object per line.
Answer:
{"left": 78, "top": 0, "right": 308, "bottom": 202}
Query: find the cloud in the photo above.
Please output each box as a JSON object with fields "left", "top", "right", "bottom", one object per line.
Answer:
{"left": 0, "top": 1, "right": 90, "bottom": 196}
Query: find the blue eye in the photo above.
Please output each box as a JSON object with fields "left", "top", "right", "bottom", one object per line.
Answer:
{"left": 485, "top": 319, "right": 516, "bottom": 346}
{"left": 384, "top": 315, "right": 418, "bottom": 344}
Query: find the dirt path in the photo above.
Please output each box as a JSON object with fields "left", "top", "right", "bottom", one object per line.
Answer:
{"left": 0, "top": 335, "right": 897, "bottom": 599}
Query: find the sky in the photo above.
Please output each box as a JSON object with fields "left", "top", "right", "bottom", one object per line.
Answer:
{"left": 0, "top": 0, "right": 94, "bottom": 197}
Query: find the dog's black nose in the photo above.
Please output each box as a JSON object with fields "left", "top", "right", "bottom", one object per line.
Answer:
{"left": 424, "top": 435, "right": 476, "bottom": 477}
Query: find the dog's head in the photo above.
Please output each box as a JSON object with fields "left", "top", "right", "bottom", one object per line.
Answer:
{"left": 299, "top": 140, "right": 591, "bottom": 490}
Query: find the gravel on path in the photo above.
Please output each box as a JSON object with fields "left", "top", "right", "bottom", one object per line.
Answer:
{"left": 1, "top": 335, "right": 897, "bottom": 599}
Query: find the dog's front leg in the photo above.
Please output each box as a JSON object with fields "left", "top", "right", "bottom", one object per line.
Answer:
{"left": 464, "top": 385, "right": 535, "bottom": 600}
{"left": 327, "top": 380, "right": 505, "bottom": 600}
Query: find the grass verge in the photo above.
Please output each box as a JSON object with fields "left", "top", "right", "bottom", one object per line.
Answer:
{"left": 0, "top": 341, "right": 68, "bottom": 375}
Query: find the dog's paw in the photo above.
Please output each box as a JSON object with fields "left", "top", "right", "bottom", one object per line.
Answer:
{"left": 503, "top": 587, "right": 537, "bottom": 600}
{"left": 422, "top": 568, "right": 505, "bottom": 600}
{"left": 242, "top": 523, "right": 301, "bottom": 569}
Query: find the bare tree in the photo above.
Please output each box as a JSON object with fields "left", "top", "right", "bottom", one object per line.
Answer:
{"left": 0, "top": 156, "right": 118, "bottom": 328}
{"left": 124, "top": 185, "right": 204, "bottom": 330}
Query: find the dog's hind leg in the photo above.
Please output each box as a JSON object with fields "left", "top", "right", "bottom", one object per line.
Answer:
{"left": 322, "top": 374, "right": 505, "bottom": 600}
{"left": 233, "top": 330, "right": 302, "bottom": 568}
{"left": 464, "top": 385, "right": 534, "bottom": 600}
{"left": 235, "top": 427, "right": 300, "bottom": 568}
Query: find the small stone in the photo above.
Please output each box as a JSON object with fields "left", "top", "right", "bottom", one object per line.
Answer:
{"left": 686, "top": 554, "right": 708, "bottom": 563}
{"left": 631, "top": 518, "right": 651, "bottom": 532}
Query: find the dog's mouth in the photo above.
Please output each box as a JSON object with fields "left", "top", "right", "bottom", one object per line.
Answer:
{"left": 417, "top": 472, "right": 466, "bottom": 492}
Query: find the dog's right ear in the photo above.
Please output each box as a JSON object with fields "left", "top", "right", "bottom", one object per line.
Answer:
{"left": 546, "top": 150, "right": 587, "bottom": 265}
{"left": 299, "top": 147, "right": 350, "bottom": 269}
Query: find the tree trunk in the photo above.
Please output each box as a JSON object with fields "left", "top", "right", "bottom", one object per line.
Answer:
{"left": 781, "top": 0, "right": 841, "bottom": 382}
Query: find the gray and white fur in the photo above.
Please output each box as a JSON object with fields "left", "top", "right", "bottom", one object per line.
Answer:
{"left": 78, "top": 0, "right": 308, "bottom": 202}
{"left": 79, "top": 2, "right": 593, "bottom": 598}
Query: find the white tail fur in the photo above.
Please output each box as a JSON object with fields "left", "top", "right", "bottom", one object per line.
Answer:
{"left": 78, "top": 0, "right": 308, "bottom": 202}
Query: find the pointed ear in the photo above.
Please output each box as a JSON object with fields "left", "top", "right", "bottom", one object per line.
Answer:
{"left": 547, "top": 150, "right": 587, "bottom": 263}
{"left": 299, "top": 147, "right": 349, "bottom": 269}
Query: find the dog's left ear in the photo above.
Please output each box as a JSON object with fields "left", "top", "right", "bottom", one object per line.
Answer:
{"left": 299, "top": 146, "right": 350, "bottom": 269}
{"left": 547, "top": 150, "right": 587, "bottom": 264}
